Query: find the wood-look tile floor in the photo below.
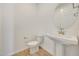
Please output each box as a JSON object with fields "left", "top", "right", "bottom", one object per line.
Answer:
{"left": 13, "top": 47, "right": 52, "bottom": 56}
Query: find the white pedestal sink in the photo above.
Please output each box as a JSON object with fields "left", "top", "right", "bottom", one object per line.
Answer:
{"left": 46, "top": 33, "right": 78, "bottom": 45}
{"left": 45, "top": 33, "right": 78, "bottom": 56}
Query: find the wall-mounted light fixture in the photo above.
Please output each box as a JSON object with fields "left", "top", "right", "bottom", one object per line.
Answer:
{"left": 73, "top": 3, "right": 79, "bottom": 17}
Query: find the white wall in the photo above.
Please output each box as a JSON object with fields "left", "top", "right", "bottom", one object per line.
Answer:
{"left": 14, "top": 3, "right": 58, "bottom": 52}
{"left": 0, "top": 4, "right": 2, "bottom": 55}
{"left": 2, "top": 4, "right": 15, "bottom": 55}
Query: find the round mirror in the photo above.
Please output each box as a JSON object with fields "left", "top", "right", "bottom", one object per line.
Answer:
{"left": 53, "top": 3, "right": 78, "bottom": 35}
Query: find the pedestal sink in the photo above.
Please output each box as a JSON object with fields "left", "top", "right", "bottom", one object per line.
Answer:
{"left": 49, "top": 3, "right": 79, "bottom": 55}
{"left": 45, "top": 33, "right": 78, "bottom": 56}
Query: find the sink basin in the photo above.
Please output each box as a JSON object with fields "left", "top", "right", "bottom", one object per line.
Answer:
{"left": 46, "top": 33, "right": 78, "bottom": 45}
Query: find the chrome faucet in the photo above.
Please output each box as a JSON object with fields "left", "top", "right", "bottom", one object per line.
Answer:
{"left": 58, "top": 24, "right": 64, "bottom": 35}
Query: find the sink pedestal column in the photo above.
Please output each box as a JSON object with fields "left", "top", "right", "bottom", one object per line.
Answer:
{"left": 55, "top": 42, "right": 65, "bottom": 56}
